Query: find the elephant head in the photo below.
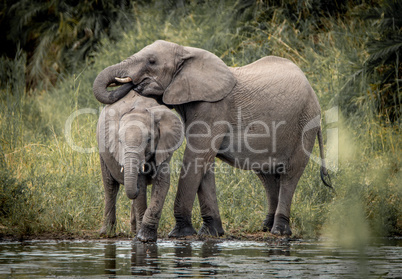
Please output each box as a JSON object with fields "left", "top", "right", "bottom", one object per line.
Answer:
{"left": 119, "top": 105, "right": 184, "bottom": 199}
{"left": 93, "top": 40, "right": 236, "bottom": 105}
{"left": 98, "top": 92, "right": 184, "bottom": 200}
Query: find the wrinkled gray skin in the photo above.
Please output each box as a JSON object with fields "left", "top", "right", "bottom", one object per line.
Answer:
{"left": 93, "top": 40, "right": 331, "bottom": 237}
{"left": 97, "top": 90, "right": 184, "bottom": 242}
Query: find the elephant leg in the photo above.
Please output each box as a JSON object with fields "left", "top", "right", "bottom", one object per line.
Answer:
{"left": 137, "top": 163, "right": 171, "bottom": 242}
{"left": 197, "top": 166, "right": 224, "bottom": 237}
{"left": 132, "top": 174, "right": 147, "bottom": 234}
{"left": 256, "top": 172, "right": 280, "bottom": 232}
{"left": 99, "top": 156, "right": 120, "bottom": 236}
{"left": 270, "top": 174, "right": 299, "bottom": 236}
{"left": 169, "top": 101, "right": 229, "bottom": 238}
{"left": 169, "top": 153, "right": 221, "bottom": 238}
{"left": 130, "top": 200, "right": 136, "bottom": 234}
{"left": 168, "top": 151, "right": 202, "bottom": 238}
{"left": 271, "top": 128, "right": 316, "bottom": 236}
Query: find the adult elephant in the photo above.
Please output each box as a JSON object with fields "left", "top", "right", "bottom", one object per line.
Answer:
{"left": 93, "top": 40, "right": 332, "bottom": 237}
{"left": 97, "top": 90, "right": 184, "bottom": 242}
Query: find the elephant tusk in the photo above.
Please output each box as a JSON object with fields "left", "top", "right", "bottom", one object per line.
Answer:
{"left": 115, "top": 77, "right": 132, "bottom": 83}
{"left": 142, "top": 164, "right": 145, "bottom": 172}
{"left": 121, "top": 166, "right": 124, "bottom": 173}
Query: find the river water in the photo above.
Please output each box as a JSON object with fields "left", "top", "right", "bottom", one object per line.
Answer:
{"left": 0, "top": 238, "right": 401, "bottom": 278}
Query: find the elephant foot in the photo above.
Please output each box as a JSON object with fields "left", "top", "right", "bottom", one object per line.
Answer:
{"left": 168, "top": 219, "right": 197, "bottom": 238}
{"left": 136, "top": 225, "right": 157, "bottom": 242}
{"left": 198, "top": 215, "right": 224, "bottom": 237}
{"left": 168, "top": 225, "right": 197, "bottom": 238}
{"left": 198, "top": 225, "right": 224, "bottom": 237}
{"left": 99, "top": 223, "right": 116, "bottom": 237}
{"left": 262, "top": 213, "right": 275, "bottom": 232}
{"left": 270, "top": 214, "right": 292, "bottom": 236}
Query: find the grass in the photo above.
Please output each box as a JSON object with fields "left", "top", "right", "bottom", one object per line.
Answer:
{"left": 1, "top": 2, "right": 400, "bottom": 244}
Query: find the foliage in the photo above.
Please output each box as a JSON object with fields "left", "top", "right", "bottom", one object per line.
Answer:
{"left": 0, "top": 0, "right": 400, "bottom": 241}
{"left": 1, "top": 0, "right": 134, "bottom": 89}
{"left": 359, "top": 0, "right": 402, "bottom": 123}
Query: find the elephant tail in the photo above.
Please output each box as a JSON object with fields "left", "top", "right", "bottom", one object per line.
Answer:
{"left": 317, "top": 128, "right": 334, "bottom": 190}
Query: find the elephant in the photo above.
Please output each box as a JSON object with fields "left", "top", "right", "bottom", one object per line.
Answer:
{"left": 93, "top": 40, "right": 332, "bottom": 237}
{"left": 96, "top": 89, "right": 184, "bottom": 242}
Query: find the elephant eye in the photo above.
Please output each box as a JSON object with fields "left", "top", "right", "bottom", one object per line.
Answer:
{"left": 148, "top": 57, "right": 156, "bottom": 65}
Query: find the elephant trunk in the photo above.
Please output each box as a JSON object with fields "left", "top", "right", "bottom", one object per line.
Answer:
{"left": 124, "top": 152, "right": 142, "bottom": 200}
{"left": 93, "top": 62, "right": 134, "bottom": 104}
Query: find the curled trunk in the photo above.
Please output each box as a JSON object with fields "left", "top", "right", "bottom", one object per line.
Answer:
{"left": 93, "top": 63, "right": 134, "bottom": 104}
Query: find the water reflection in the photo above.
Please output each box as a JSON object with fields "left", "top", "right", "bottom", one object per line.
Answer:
{"left": 264, "top": 244, "right": 291, "bottom": 257}
{"left": 100, "top": 240, "right": 350, "bottom": 277}
{"left": 174, "top": 241, "right": 192, "bottom": 269}
{"left": 101, "top": 240, "right": 227, "bottom": 277}
{"left": 131, "top": 241, "right": 159, "bottom": 276}
{"left": 200, "top": 241, "right": 221, "bottom": 276}
{"left": 0, "top": 239, "right": 400, "bottom": 278}
{"left": 104, "top": 243, "right": 116, "bottom": 275}
{"left": 172, "top": 241, "right": 192, "bottom": 277}
{"left": 201, "top": 240, "right": 222, "bottom": 257}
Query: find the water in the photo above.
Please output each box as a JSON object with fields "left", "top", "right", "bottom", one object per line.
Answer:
{"left": 0, "top": 239, "right": 401, "bottom": 278}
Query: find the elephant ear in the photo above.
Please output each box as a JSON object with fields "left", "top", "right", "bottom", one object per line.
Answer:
{"left": 149, "top": 106, "right": 184, "bottom": 166}
{"left": 163, "top": 46, "right": 236, "bottom": 105}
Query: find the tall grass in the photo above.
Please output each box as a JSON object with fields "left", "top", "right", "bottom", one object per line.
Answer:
{"left": 1, "top": 1, "right": 400, "bottom": 242}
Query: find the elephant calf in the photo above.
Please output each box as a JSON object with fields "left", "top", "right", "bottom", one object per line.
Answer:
{"left": 96, "top": 90, "right": 184, "bottom": 242}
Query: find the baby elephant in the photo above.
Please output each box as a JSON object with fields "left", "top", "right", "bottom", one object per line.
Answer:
{"left": 96, "top": 90, "right": 184, "bottom": 242}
